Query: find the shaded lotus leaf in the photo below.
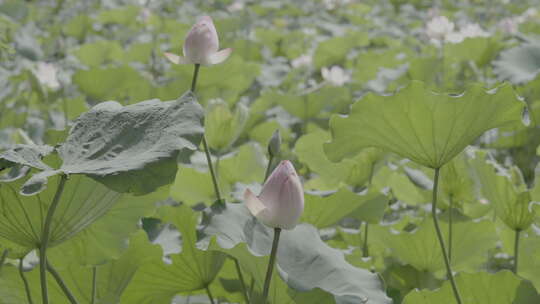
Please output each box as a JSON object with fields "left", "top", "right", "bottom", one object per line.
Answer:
{"left": 403, "top": 270, "right": 540, "bottom": 304}
{"left": 0, "top": 144, "right": 53, "bottom": 171}
{"left": 200, "top": 203, "right": 392, "bottom": 304}
{"left": 494, "top": 42, "right": 540, "bottom": 84}
{"left": 20, "top": 92, "right": 204, "bottom": 195}
{"left": 325, "top": 81, "right": 524, "bottom": 169}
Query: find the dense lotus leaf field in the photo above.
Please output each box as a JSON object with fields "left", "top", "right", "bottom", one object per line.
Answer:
{"left": 1, "top": 0, "right": 540, "bottom": 303}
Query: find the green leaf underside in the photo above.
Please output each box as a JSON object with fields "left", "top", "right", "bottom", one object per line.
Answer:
{"left": 22, "top": 92, "right": 204, "bottom": 195}
{"left": 0, "top": 175, "right": 121, "bottom": 248}
{"left": 200, "top": 203, "right": 392, "bottom": 304}
{"left": 325, "top": 81, "right": 524, "bottom": 168}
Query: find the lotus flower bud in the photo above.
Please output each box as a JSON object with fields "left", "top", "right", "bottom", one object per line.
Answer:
{"left": 164, "top": 16, "right": 232, "bottom": 66}
{"left": 267, "top": 129, "right": 281, "bottom": 158}
{"left": 244, "top": 160, "right": 304, "bottom": 230}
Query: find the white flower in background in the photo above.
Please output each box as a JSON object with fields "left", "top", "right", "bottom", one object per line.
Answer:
{"left": 426, "top": 16, "right": 455, "bottom": 41}
{"left": 291, "top": 54, "right": 312, "bottom": 68}
{"left": 445, "top": 23, "right": 490, "bottom": 44}
{"left": 164, "top": 16, "right": 232, "bottom": 66}
{"left": 321, "top": 66, "right": 350, "bottom": 86}
{"left": 460, "top": 23, "right": 489, "bottom": 39}
{"left": 34, "top": 62, "right": 60, "bottom": 90}
{"left": 227, "top": 1, "right": 244, "bottom": 12}
{"left": 498, "top": 18, "right": 518, "bottom": 34}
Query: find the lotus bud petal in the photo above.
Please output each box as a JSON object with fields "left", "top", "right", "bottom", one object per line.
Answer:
{"left": 164, "top": 16, "right": 232, "bottom": 66}
{"left": 244, "top": 160, "right": 304, "bottom": 230}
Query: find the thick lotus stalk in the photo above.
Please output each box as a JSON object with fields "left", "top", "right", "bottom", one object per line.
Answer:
{"left": 164, "top": 16, "right": 232, "bottom": 66}
{"left": 244, "top": 160, "right": 304, "bottom": 230}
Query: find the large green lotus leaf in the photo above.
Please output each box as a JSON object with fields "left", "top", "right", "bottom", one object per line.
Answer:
{"left": 22, "top": 92, "right": 204, "bottom": 195}
{"left": 122, "top": 205, "right": 226, "bottom": 303}
{"left": 469, "top": 151, "right": 535, "bottom": 231}
{"left": 48, "top": 186, "right": 165, "bottom": 266}
{"left": 444, "top": 36, "right": 503, "bottom": 68}
{"left": 0, "top": 174, "right": 121, "bottom": 249}
{"left": 325, "top": 81, "right": 524, "bottom": 168}
{"left": 0, "top": 231, "right": 160, "bottom": 304}
{"left": 383, "top": 219, "right": 497, "bottom": 276}
{"left": 276, "top": 87, "right": 351, "bottom": 120}
{"left": 302, "top": 187, "right": 387, "bottom": 228}
{"left": 200, "top": 203, "right": 392, "bottom": 304}
{"left": 494, "top": 42, "right": 540, "bottom": 84}
{"left": 403, "top": 270, "right": 540, "bottom": 304}
{"left": 439, "top": 152, "right": 476, "bottom": 209}
{"left": 295, "top": 129, "right": 379, "bottom": 188}
{"left": 219, "top": 143, "right": 266, "bottom": 186}
{"left": 0, "top": 144, "right": 53, "bottom": 171}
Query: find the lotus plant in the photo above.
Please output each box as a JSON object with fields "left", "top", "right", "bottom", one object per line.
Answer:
{"left": 167, "top": 16, "right": 233, "bottom": 205}
{"left": 244, "top": 160, "right": 304, "bottom": 303}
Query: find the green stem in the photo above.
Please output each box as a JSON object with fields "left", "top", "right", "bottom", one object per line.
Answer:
{"left": 215, "top": 155, "right": 221, "bottom": 181}
{"left": 432, "top": 168, "right": 462, "bottom": 304}
{"left": 191, "top": 64, "right": 200, "bottom": 92}
{"left": 47, "top": 262, "right": 79, "bottom": 304}
{"left": 248, "top": 278, "right": 255, "bottom": 301}
{"left": 264, "top": 155, "right": 274, "bottom": 182}
{"left": 0, "top": 249, "right": 8, "bottom": 273}
{"left": 190, "top": 63, "right": 222, "bottom": 204}
{"left": 362, "top": 222, "right": 369, "bottom": 258}
{"left": 91, "top": 267, "right": 97, "bottom": 304}
{"left": 448, "top": 195, "right": 453, "bottom": 262}
{"left": 262, "top": 228, "right": 281, "bottom": 303}
{"left": 19, "top": 261, "right": 33, "bottom": 304}
{"left": 39, "top": 174, "right": 68, "bottom": 304}
{"left": 233, "top": 258, "right": 250, "bottom": 304}
{"left": 205, "top": 285, "right": 216, "bottom": 304}
{"left": 514, "top": 229, "right": 521, "bottom": 274}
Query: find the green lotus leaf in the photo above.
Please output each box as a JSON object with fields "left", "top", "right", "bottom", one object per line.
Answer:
{"left": 122, "top": 205, "right": 226, "bottom": 303}
{"left": 325, "top": 81, "right": 525, "bottom": 169}
{"left": 469, "top": 151, "right": 535, "bottom": 231}
{"left": 21, "top": 92, "right": 204, "bottom": 195}
{"left": 382, "top": 219, "right": 497, "bottom": 276}
{"left": 200, "top": 203, "right": 392, "bottom": 304}
{"left": 0, "top": 231, "right": 161, "bottom": 304}
{"left": 205, "top": 99, "right": 249, "bottom": 152}
{"left": 403, "top": 270, "right": 540, "bottom": 304}
{"left": 302, "top": 187, "right": 387, "bottom": 228}
{"left": 0, "top": 174, "right": 121, "bottom": 249}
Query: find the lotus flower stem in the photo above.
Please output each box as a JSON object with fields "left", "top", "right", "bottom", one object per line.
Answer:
{"left": 205, "top": 285, "right": 216, "bottom": 304}
{"left": 190, "top": 63, "right": 223, "bottom": 204}
{"left": 513, "top": 229, "right": 521, "bottom": 274}
{"left": 233, "top": 257, "right": 250, "bottom": 303}
{"left": 362, "top": 222, "right": 369, "bottom": 257}
{"left": 39, "top": 173, "right": 68, "bottom": 304}
{"left": 47, "top": 261, "right": 79, "bottom": 304}
{"left": 0, "top": 249, "right": 8, "bottom": 273}
{"left": 432, "top": 168, "right": 462, "bottom": 304}
{"left": 262, "top": 227, "right": 282, "bottom": 304}
{"left": 19, "top": 260, "right": 33, "bottom": 304}
{"left": 91, "top": 267, "right": 97, "bottom": 304}
{"left": 448, "top": 195, "right": 453, "bottom": 262}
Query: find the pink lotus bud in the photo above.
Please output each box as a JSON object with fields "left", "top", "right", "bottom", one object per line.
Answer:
{"left": 164, "top": 16, "right": 232, "bottom": 66}
{"left": 244, "top": 160, "right": 304, "bottom": 230}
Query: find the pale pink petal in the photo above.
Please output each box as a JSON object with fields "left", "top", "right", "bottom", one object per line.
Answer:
{"left": 209, "top": 48, "right": 232, "bottom": 65}
{"left": 183, "top": 16, "right": 219, "bottom": 64}
{"left": 164, "top": 52, "right": 191, "bottom": 64}
{"left": 244, "top": 188, "right": 268, "bottom": 217}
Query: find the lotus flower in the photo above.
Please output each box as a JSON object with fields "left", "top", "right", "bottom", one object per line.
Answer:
{"left": 164, "top": 16, "right": 232, "bottom": 66}
{"left": 244, "top": 160, "right": 304, "bottom": 230}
